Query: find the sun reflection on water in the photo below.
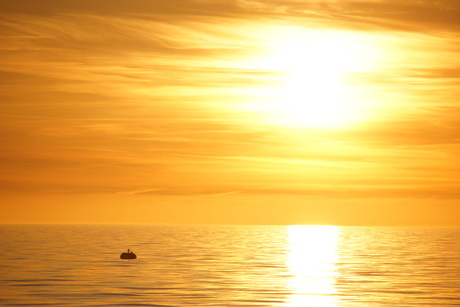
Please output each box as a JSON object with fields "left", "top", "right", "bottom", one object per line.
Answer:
{"left": 285, "top": 225, "right": 341, "bottom": 307}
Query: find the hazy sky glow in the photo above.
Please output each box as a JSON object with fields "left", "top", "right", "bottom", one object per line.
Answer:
{"left": 2, "top": 0, "right": 460, "bottom": 225}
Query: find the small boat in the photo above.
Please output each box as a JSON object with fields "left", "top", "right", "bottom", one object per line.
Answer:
{"left": 120, "top": 249, "right": 137, "bottom": 259}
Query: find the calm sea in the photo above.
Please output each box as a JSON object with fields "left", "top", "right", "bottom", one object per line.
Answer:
{"left": 1, "top": 225, "right": 460, "bottom": 306}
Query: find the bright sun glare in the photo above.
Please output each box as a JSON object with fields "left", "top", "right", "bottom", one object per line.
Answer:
{"left": 255, "top": 31, "right": 378, "bottom": 129}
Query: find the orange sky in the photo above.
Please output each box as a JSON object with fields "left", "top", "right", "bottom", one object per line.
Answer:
{"left": 1, "top": 0, "right": 460, "bottom": 225}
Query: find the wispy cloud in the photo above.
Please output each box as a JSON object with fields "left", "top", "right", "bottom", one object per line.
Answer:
{"left": 1, "top": 0, "right": 460, "bottom": 224}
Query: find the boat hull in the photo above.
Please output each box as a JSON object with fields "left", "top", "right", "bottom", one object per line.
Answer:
{"left": 120, "top": 252, "right": 137, "bottom": 259}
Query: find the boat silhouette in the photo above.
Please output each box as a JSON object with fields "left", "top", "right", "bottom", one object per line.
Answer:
{"left": 120, "top": 249, "right": 137, "bottom": 259}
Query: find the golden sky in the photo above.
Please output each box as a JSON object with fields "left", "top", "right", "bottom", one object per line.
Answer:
{"left": 1, "top": 0, "right": 460, "bottom": 225}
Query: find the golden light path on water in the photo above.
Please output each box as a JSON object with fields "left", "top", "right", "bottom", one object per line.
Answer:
{"left": 285, "top": 225, "right": 341, "bottom": 307}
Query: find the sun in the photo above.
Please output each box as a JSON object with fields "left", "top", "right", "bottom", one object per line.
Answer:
{"left": 278, "top": 52, "right": 350, "bottom": 128}
{"left": 255, "top": 31, "right": 377, "bottom": 129}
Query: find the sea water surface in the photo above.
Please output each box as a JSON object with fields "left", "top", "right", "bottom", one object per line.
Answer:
{"left": 1, "top": 225, "right": 460, "bottom": 306}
